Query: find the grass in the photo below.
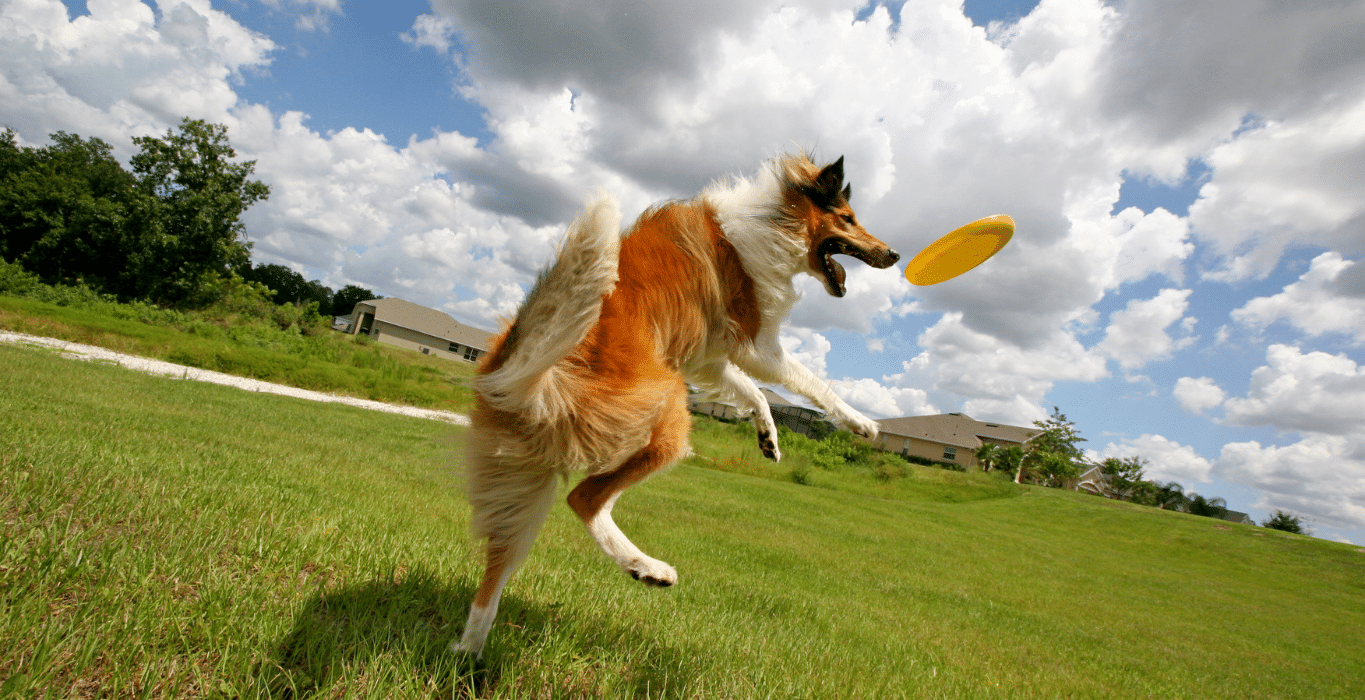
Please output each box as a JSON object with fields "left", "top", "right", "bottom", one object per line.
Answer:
{"left": 3, "top": 342, "right": 1364, "bottom": 698}
{"left": 0, "top": 295, "right": 477, "bottom": 413}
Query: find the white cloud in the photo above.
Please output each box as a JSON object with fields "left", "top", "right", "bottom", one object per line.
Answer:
{"left": 1222, "top": 344, "right": 1365, "bottom": 437}
{"left": 1173, "top": 376, "right": 1226, "bottom": 415}
{"left": 0, "top": 0, "right": 275, "bottom": 148}
{"left": 1092, "top": 434, "right": 1213, "bottom": 486}
{"left": 257, "top": 0, "right": 342, "bottom": 32}
{"left": 401, "top": 13, "right": 457, "bottom": 54}
{"left": 1191, "top": 102, "right": 1365, "bottom": 281}
{"left": 1097, "top": 288, "right": 1195, "bottom": 371}
{"left": 1231, "top": 252, "right": 1365, "bottom": 344}
{"left": 1216, "top": 436, "right": 1365, "bottom": 530}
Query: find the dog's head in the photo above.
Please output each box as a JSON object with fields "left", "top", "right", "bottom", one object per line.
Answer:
{"left": 785, "top": 156, "right": 899, "bottom": 298}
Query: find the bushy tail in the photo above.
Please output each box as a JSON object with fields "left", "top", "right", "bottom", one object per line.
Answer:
{"left": 475, "top": 194, "right": 622, "bottom": 422}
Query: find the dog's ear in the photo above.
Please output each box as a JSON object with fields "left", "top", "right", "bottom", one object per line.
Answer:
{"left": 842, "top": 183, "right": 851, "bottom": 202}
{"left": 815, "top": 156, "right": 845, "bottom": 198}
{"left": 802, "top": 156, "right": 846, "bottom": 211}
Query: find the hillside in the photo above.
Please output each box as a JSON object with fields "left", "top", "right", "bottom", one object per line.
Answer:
{"left": 3, "top": 342, "right": 1362, "bottom": 699}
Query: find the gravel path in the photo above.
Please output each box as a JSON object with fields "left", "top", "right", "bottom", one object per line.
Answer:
{"left": 0, "top": 329, "right": 471, "bottom": 426}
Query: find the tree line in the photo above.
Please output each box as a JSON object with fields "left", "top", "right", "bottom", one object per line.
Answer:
{"left": 1, "top": 120, "right": 374, "bottom": 316}
{"left": 974, "top": 407, "right": 1310, "bottom": 534}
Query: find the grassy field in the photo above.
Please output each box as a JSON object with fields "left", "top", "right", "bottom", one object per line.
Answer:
{"left": 3, "top": 343, "right": 1364, "bottom": 699}
{"left": 0, "top": 296, "right": 478, "bottom": 413}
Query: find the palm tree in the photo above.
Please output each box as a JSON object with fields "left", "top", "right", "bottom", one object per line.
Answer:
{"left": 1152, "top": 481, "right": 1189, "bottom": 511}
{"left": 997, "top": 445, "right": 1025, "bottom": 483}
{"left": 1187, "top": 493, "right": 1228, "bottom": 519}
{"left": 974, "top": 443, "right": 1001, "bottom": 472}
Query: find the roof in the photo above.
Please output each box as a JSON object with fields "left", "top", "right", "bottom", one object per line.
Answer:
{"left": 875, "top": 413, "right": 1040, "bottom": 450}
{"left": 759, "top": 387, "right": 822, "bottom": 413}
{"left": 357, "top": 298, "right": 493, "bottom": 350}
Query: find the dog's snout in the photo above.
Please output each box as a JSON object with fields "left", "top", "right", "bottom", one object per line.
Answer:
{"left": 887, "top": 250, "right": 900, "bottom": 264}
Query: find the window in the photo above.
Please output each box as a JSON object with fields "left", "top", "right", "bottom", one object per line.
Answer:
{"left": 463, "top": 346, "right": 479, "bottom": 362}
{"left": 449, "top": 342, "right": 461, "bottom": 354}
{"left": 942, "top": 446, "right": 957, "bottom": 461}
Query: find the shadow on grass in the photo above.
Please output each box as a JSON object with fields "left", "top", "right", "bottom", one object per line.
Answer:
{"left": 258, "top": 565, "right": 704, "bottom": 698}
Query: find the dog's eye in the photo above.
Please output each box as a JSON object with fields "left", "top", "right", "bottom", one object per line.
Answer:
{"left": 841, "top": 214, "right": 855, "bottom": 226}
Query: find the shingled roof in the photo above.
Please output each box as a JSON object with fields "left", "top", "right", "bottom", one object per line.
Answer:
{"left": 362, "top": 298, "right": 493, "bottom": 350}
{"left": 875, "top": 413, "right": 1040, "bottom": 450}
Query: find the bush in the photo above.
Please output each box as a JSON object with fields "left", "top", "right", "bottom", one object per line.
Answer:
{"left": 1262, "top": 510, "right": 1309, "bottom": 534}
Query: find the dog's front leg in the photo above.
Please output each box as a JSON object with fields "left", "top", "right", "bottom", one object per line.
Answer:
{"left": 691, "top": 361, "right": 783, "bottom": 461}
{"left": 735, "top": 351, "right": 880, "bottom": 441}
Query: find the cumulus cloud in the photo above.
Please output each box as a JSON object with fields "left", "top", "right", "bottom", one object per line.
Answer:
{"left": 1216, "top": 436, "right": 1365, "bottom": 529}
{"left": 1091, "top": 434, "right": 1214, "bottom": 485}
{"left": 1222, "top": 344, "right": 1365, "bottom": 437}
{"left": 258, "top": 0, "right": 343, "bottom": 32}
{"left": 1097, "top": 288, "right": 1196, "bottom": 371}
{"left": 1173, "top": 376, "right": 1226, "bottom": 415}
{"left": 1232, "top": 252, "right": 1365, "bottom": 344}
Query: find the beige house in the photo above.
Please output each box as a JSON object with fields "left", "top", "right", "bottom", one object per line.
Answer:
{"left": 870, "top": 413, "right": 1040, "bottom": 469}
{"left": 686, "top": 388, "right": 830, "bottom": 436}
{"left": 343, "top": 298, "right": 493, "bottom": 363}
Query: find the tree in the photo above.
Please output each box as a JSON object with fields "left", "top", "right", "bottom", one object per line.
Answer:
{"left": 129, "top": 118, "right": 269, "bottom": 304}
{"left": 0, "top": 129, "right": 141, "bottom": 291}
{"left": 1019, "top": 407, "right": 1086, "bottom": 486}
{"left": 1151, "top": 481, "right": 1189, "bottom": 511}
{"left": 242, "top": 263, "right": 334, "bottom": 314}
{"left": 974, "top": 443, "right": 1001, "bottom": 472}
{"left": 1263, "top": 510, "right": 1309, "bottom": 534}
{"left": 1186, "top": 493, "right": 1228, "bottom": 519}
{"left": 1099, "top": 456, "right": 1149, "bottom": 502}
{"left": 332, "top": 284, "right": 378, "bottom": 316}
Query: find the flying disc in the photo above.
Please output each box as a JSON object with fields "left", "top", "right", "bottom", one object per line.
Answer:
{"left": 903, "top": 214, "right": 1014, "bottom": 286}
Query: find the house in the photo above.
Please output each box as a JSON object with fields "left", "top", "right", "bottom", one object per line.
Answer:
{"left": 1072, "top": 463, "right": 1110, "bottom": 496}
{"left": 869, "top": 413, "right": 1040, "bottom": 469}
{"left": 1220, "top": 509, "right": 1255, "bottom": 526}
{"left": 340, "top": 298, "right": 493, "bottom": 363}
{"left": 686, "top": 388, "right": 830, "bottom": 436}
{"left": 758, "top": 388, "right": 828, "bottom": 436}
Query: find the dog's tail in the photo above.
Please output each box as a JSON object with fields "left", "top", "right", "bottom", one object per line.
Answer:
{"left": 475, "top": 194, "right": 622, "bottom": 423}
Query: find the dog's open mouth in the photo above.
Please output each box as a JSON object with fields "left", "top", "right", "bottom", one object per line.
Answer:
{"left": 816, "top": 237, "right": 899, "bottom": 298}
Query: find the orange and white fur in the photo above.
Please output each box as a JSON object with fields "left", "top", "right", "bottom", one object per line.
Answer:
{"left": 453, "top": 154, "right": 899, "bottom": 656}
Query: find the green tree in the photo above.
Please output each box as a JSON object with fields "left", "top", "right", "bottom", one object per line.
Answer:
{"left": 333, "top": 284, "right": 378, "bottom": 316}
{"left": 1186, "top": 493, "right": 1228, "bottom": 519}
{"left": 1099, "top": 456, "right": 1149, "bottom": 501}
{"left": 1152, "top": 481, "right": 1189, "bottom": 511}
{"left": 0, "top": 129, "right": 141, "bottom": 291}
{"left": 1019, "top": 407, "right": 1086, "bottom": 487}
{"left": 974, "top": 443, "right": 1001, "bottom": 472}
{"left": 1262, "top": 510, "right": 1309, "bottom": 534}
{"left": 129, "top": 118, "right": 269, "bottom": 304}
{"left": 242, "top": 263, "right": 334, "bottom": 314}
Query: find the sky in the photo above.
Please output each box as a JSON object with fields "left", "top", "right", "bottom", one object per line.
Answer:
{"left": 4, "top": 0, "right": 1364, "bottom": 544}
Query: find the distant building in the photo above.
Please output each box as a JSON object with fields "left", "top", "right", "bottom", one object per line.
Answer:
{"left": 869, "top": 413, "right": 1041, "bottom": 469}
{"left": 340, "top": 298, "right": 493, "bottom": 363}
{"left": 1220, "top": 509, "right": 1255, "bottom": 526}
{"left": 686, "top": 387, "right": 830, "bottom": 436}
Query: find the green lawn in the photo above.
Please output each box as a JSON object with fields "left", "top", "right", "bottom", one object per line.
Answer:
{"left": 2, "top": 342, "right": 1363, "bottom": 699}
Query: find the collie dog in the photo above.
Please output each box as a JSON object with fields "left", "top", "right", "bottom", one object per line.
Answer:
{"left": 453, "top": 154, "right": 899, "bottom": 656}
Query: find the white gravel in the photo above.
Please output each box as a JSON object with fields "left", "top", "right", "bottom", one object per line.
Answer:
{"left": 0, "top": 329, "right": 471, "bottom": 426}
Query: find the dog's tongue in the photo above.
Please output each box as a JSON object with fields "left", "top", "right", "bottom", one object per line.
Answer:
{"left": 827, "top": 255, "right": 847, "bottom": 295}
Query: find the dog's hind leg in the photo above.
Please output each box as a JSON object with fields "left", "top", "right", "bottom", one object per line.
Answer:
{"left": 452, "top": 458, "right": 560, "bottom": 658}
{"left": 566, "top": 384, "right": 691, "bottom": 586}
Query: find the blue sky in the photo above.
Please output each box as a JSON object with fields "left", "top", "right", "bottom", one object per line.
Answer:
{"left": 9, "top": 0, "right": 1365, "bottom": 544}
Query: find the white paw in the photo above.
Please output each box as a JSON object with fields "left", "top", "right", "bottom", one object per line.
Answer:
{"left": 839, "top": 411, "right": 879, "bottom": 440}
{"left": 624, "top": 557, "right": 677, "bottom": 587}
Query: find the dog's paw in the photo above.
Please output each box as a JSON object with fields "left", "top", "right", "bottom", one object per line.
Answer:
{"left": 625, "top": 557, "right": 678, "bottom": 587}
{"left": 756, "top": 430, "right": 782, "bottom": 462}
{"left": 840, "top": 412, "right": 879, "bottom": 440}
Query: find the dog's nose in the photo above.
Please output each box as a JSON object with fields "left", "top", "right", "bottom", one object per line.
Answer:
{"left": 887, "top": 250, "right": 900, "bottom": 264}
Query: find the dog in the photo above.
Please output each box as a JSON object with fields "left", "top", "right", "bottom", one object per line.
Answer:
{"left": 452, "top": 154, "right": 899, "bottom": 656}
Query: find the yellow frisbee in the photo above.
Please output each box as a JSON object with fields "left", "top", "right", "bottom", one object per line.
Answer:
{"left": 904, "top": 214, "right": 1014, "bottom": 286}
